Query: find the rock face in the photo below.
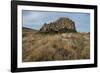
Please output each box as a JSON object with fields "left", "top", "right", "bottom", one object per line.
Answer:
{"left": 40, "top": 17, "right": 77, "bottom": 33}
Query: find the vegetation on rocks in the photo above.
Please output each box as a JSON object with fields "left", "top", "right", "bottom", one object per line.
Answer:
{"left": 40, "top": 17, "right": 77, "bottom": 33}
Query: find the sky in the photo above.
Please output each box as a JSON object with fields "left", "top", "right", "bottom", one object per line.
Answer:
{"left": 22, "top": 10, "right": 90, "bottom": 32}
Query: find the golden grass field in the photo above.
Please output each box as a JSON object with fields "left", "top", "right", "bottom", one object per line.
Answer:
{"left": 22, "top": 28, "right": 90, "bottom": 62}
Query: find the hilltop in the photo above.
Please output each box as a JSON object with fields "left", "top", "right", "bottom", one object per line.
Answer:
{"left": 40, "top": 17, "right": 77, "bottom": 33}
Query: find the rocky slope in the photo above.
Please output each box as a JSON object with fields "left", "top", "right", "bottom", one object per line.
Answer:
{"left": 40, "top": 17, "right": 77, "bottom": 33}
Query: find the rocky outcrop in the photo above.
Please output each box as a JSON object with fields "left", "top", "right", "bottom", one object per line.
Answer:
{"left": 40, "top": 17, "right": 77, "bottom": 33}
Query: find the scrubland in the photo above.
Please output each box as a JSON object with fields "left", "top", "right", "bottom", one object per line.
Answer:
{"left": 22, "top": 28, "right": 90, "bottom": 62}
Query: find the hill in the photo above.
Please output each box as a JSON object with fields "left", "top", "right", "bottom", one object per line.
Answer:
{"left": 22, "top": 27, "right": 38, "bottom": 37}
{"left": 22, "top": 27, "right": 90, "bottom": 62}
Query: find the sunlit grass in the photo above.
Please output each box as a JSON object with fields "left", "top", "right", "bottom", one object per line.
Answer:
{"left": 22, "top": 29, "right": 90, "bottom": 62}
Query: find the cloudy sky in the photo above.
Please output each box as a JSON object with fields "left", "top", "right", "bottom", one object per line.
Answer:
{"left": 22, "top": 10, "right": 90, "bottom": 32}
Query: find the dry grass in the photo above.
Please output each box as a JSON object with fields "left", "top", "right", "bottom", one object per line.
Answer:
{"left": 22, "top": 29, "right": 90, "bottom": 62}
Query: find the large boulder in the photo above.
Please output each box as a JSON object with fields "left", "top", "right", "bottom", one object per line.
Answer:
{"left": 40, "top": 17, "right": 77, "bottom": 33}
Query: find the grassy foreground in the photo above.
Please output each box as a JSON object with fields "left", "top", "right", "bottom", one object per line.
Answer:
{"left": 22, "top": 28, "right": 90, "bottom": 62}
